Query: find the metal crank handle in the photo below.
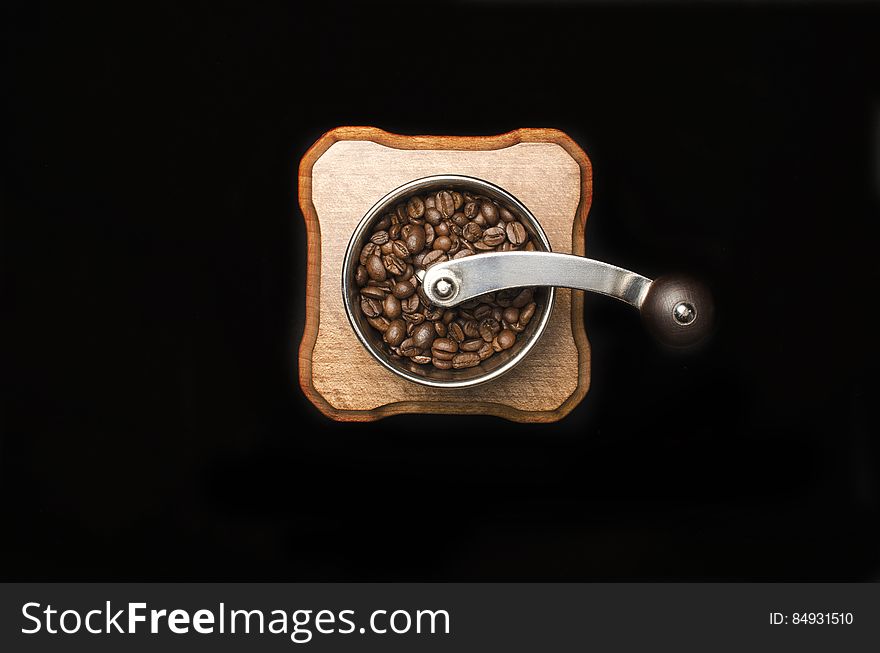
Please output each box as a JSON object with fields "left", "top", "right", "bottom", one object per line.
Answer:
{"left": 421, "top": 252, "right": 714, "bottom": 347}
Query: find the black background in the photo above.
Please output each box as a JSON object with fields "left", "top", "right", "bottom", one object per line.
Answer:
{"left": 4, "top": 1, "right": 880, "bottom": 580}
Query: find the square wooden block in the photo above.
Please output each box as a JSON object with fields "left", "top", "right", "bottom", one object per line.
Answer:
{"left": 298, "top": 127, "right": 592, "bottom": 422}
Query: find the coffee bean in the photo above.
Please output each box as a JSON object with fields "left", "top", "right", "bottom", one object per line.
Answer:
{"left": 462, "top": 222, "right": 483, "bottom": 242}
{"left": 451, "top": 212, "right": 469, "bottom": 227}
{"left": 506, "top": 222, "right": 527, "bottom": 246}
{"left": 367, "top": 316, "right": 390, "bottom": 332}
{"left": 421, "top": 250, "right": 448, "bottom": 267}
{"left": 432, "top": 357, "right": 453, "bottom": 370}
{"left": 355, "top": 265, "right": 369, "bottom": 287}
{"left": 495, "top": 289, "right": 515, "bottom": 307}
{"left": 436, "top": 190, "right": 455, "bottom": 217}
{"left": 473, "top": 240, "right": 496, "bottom": 251}
{"left": 371, "top": 230, "right": 389, "bottom": 245}
{"left": 480, "top": 201, "right": 500, "bottom": 226}
{"left": 447, "top": 322, "right": 464, "bottom": 343}
{"left": 411, "top": 355, "right": 432, "bottom": 365}
{"left": 473, "top": 304, "right": 493, "bottom": 320}
{"left": 360, "top": 242, "right": 377, "bottom": 266}
{"left": 503, "top": 307, "right": 520, "bottom": 324}
{"left": 412, "top": 322, "right": 435, "bottom": 349}
{"left": 384, "top": 319, "right": 406, "bottom": 346}
{"left": 481, "top": 226, "right": 506, "bottom": 247}
{"left": 462, "top": 319, "right": 480, "bottom": 339}
{"left": 381, "top": 241, "right": 395, "bottom": 255}
{"left": 442, "top": 310, "right": 457, "bottom": 324}
{"left": 477, "top": 342, "right": 494, "bottom": 360}
{"left": 407, "top": 196, "right": 425, "bottom": 220}
{"left": 434, "top": 220, "right": 450, "bottom": 236}
{"left": 434, "top": 321, "right": 447, "bottom": 337}
{"left": 374, "top": 214, "right": 392, "bottom": 231}
{"left": 424, "top": 307, "right": 444, "bottom": 321}
{"left": 404, "top": 225, "right": 426, "bottom": 254}
{"left": 391, "top": 240, "right": 409, "bottom": 259}
{"left": 360, "top": 286, "right": 386, "bottom": 300}
{"left": 499, "top": 207, "right": 516, "bottom": 223}
{"left": 463, "top": 201, "right": 479, "bottom": 219}
{"left": 424, "top": 207, "right": 443, "bottom": 226}
{"left": 524, "top": 241, "right": 536, "bottom": 251}
{"left": 512, "top": 288, "right": 533, "bottom": 308}
{"left": 497, "top": 329, "right": 516, "bottom": 350}
{"left": 360, "top": 296, "right": 382, "bottom": 318}
{"left": 509, "top": 322, "right": 526, "bottom": 333}
{"left": 403, "top": 311, "right": 425, "bottom": 325}
{"left": 401, "top": 294, "right": 421, "bottom": 314}
{"left": 423, "top": 223, "right": 435, "bottom": 246}
{"left": 366, "top": 255, "right": 386, "bottom": 281}
{"left": 460, "top": 338, "right": 483, "bottom": 352}
{"left": 389, "top": 223, "right": 402, "bottom": 240}
{"left": 452, "top": 191, "right": 464, "bottom": 210}
{"left": 479, "top": 318, "right": 501, "bottom": 343}
{"left": 424, "top": 195, "right": 436, "bottom": 209}
{"left": 452, "top": 352, "right": 481, "bottom": 369}
{"left": 399, "top": 338, "right": 422, "bottom": 358}
{"left": 520, "top": 302, "right": 536, "bottom": 326}
{"left": 432, "top": 337, "right": 458, "bottom": 354}
{"left": 383, "top": 254, "right": 407, "bottom": 276}
{"left": 432, "top": 235, "right": 452, "bottom": 252}
{"left": 395, "top": 203, "right": 408, "bottom": 224}
{"left": 383, "top": 294, "right": 402, "bottom": 319}
{"left": 453, "top": 249, "right": 474, "bottom": 259}
{"left": 392, "top": 281, "right": 415, "bottom": 299}
{"left": 431, "top": 349, "right": 455, "bottom": 361}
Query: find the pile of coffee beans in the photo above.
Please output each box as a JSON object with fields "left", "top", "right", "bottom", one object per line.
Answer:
{"left": 354, "top": 189, "right": 539, "bottom": 371}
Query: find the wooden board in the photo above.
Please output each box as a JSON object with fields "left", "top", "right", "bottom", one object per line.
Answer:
{"left": 298, "top": 127, "right": 592, "bottom": 422}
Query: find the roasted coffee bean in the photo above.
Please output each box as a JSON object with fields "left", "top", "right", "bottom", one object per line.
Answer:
{"left": 401, "top": 294, "right": 421, "bottom": 313}
{"left": 460, "top": 338, "right": 484, "bottom": 352}
{"left": 473, "top": 304, "right": 493, "bottom": 320}
{"left": 360, "top": 242, "right": 377, "bottom": 266}
{"left": 411, "top": 355, "right": 432, "bottom": 365}
{"left": 381, "top": 241, "right": 395, "bottom": 255}
{"left": 509, "top": 321, "right": 526, "bottom": 333}
{"left": 366, "top": 255, "right": 386, "bottom": 281}
{"left": 524, "top": 241, "right": 536, "bottom": 251}
{"left": 453, "top": 249, "right": 474, "bottom": 259}
{"left": 424, "top": 307, "right": 444, "bottom": 321}
{"left": 399, "top": 338, "right": 422, "bottom": 358}
{"left": 407, "top": 196, "right": 425, "bottom": 220}
{"left": 432, "top": 337, "right": 458, "bottom": 354}
{"left": 367, "top": 316, "right": 390, "bottom": 332}
{"left": 481, "top": 226, "right": 506, "bottom": 247}
{"left": 371, "top": 230, "right": 389, "bottom": 245}
{"left": 463, "top": 201, "right": 479, "bottom": 219}
{"left": 403, "top": 311, "right": 425, "bottom": 325}
{"left": 412, "top": 251, "right": 427, "bottom": 267}
{"left": 431, "top": 349, "right": 455, "bottom": 361}
{"left": 451, "top": 191, "right": 464, "bottom": 210}
{"left": 360, "top": 296, "right": 382, "bottom": 318}
{"left": 442, "top": 310, "right": 457, "bottom": 324}
{"left": 477, "top": 342, "right": 494, "bottom": 360}
{"left": 434, "top": 321, "right": 447, "bottom": 337}
{"left": 391, "top": 240, "right": 409, "bottom": 259}
{"left": 512, "top": 288, "right": 533, "bottom": 308}
{"left": 452, "top": 352, "right": 481, "bottom": 369}
{"left": 451, "top": 212, "right": 469, "bottom": 227}
{"left": 496, "top": 289, "right": 516, "bottom": 307}
{"left": 405, "top": 225, "right": 426, "bottom": 254}
{"left": 384, "top": 319, "right": 406, "bottom": 346}
{"left": 360, "top": 286, "right": 386, "bottom": 300}
{"left": 506, "top": 222, "right": 527, "bottom": 246}
{"left": 447, "top": 235, "right": 461, "bottom": 256}
{"left": 355, "top": 265, "right": 369, "bottom": 287}
{"left": 499, "top": 206, "right": 516, "bottom": 223}
{"left": 480, "top": 201, "right": 500, "bottom": 226}
{"left": 496, "top": 329, "right": 516, "bottom": 350}
{"left": 503, "top": 307, "right": 520, "bottom": 324}
{"left": 422, "top": 250, "right": 448, "bottom": 267}
{"left": 412, "top": 322, "right": 435, "bottom": 349}
{"left": 392, "top": 281, "right": 415, "bottom": 299}
{"left": 424, "top": 207, "right": 443, "bottom": 226}
{"left": 436, "top": 190, "right": 455, "bottom": 217}
{"left": 383, "top": 254, "right": 407, "bottom": 276}
{"left": 433, "top": 235, "right": 452, "bottom": 252}
{"left": 374, "top": 214, "right": 392, "bottom": 231}
{"left": 423, "top": 223, "right": 435, "bottom": 246}
{"left": 462, "top": 222, "right": 483, "bottom": 242}
{"left": 462, "top": 319, "right": 481, "bottom": 339}
{"left": 432, "top": 357, "right": 453, "bottom": 370}
{"left": 434, "top": 220, "right": 450, "bottom": 236}
{"left": 424, "top": 195, "right": 436, "bottom": 209}
{"left": 389, "top": 223, "right": 402, "bottom": 240}
{"left": 520, "top": 302, "right": 536, "bottom": 326}
{"left": 383, "top": 294, "right": 402, "bottom": 319}
{"left": 447, "top": 322, "right": 464, "bottom": 343}
{"left": 473, "top": 240, "right": 496, "bottom": 251}
{"left": 395, "top": 203, "right": 409, "bottom": 224}
{"left": 479, "top": 318, "right": 501, "bottom": 342}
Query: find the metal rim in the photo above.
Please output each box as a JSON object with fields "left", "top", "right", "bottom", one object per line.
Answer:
{"left": 342, "top": 174, "right": 556, "bottom": 389}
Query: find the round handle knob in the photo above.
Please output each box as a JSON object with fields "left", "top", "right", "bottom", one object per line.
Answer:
{"left": 640, "top": 274, "right": 714, "bottom": 348}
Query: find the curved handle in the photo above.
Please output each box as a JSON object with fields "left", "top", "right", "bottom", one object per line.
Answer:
{"left": 421, "top": 252, "right": 713, "bottom": 348}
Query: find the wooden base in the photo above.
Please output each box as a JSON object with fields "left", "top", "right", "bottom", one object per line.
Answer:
{"left": 298, "top": 127, "right": 592, "bottom": 422}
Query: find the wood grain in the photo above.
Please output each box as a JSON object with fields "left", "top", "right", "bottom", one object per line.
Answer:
{"left": 298, "top": 127, "right": 593, "bottom": 422}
